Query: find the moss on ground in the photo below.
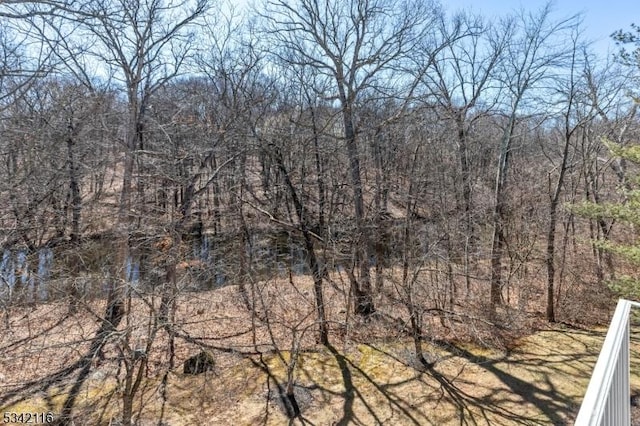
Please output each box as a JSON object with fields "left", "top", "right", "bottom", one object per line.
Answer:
{"left": 3, "top": 326, "right": 635, "bottom": 425}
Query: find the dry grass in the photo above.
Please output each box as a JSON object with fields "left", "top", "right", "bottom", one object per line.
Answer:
{"left": 2, "top": 323, "right": 635, "bottom": 425}
{"left": 0, "top": 269, "right": 631, "bottom": 425}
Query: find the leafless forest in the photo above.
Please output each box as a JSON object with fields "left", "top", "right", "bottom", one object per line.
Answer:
{"left": 0, "top": 0, "right": 639, "bottom": 424}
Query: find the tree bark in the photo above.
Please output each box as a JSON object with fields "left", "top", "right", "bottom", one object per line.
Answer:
{"left": 490, "top": 114, "right": 516, "bottom": 308}
{"left": 271, "top": 144, "right": 329, "bottom": 344}
{"left": 341, "top": 102, "right": 374, "bottom": 316}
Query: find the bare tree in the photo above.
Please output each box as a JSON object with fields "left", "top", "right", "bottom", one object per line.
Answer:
{"left": 423, "top": 11, "right": 508, "bottom": 296}
{"left": 16, "top": 0, "right": 210, "bottom": 342}
{"left": 262, "top": 0, "right": 436, "bottom": 316}
{"left": 4, "top": 1, "right": 212, "bottom": 424}
{"left": 544, "top": 26, "right": 594, "bottom": 322}
{"left": 0, "top": 16, "right": 53, "bottom": 108}
{"left": 489, "top": 4, "right": 578, "bottom": 309}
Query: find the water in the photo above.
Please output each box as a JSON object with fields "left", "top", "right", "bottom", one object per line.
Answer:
{"left": 125, "top": 255, "right": 141, "bottom": 294}
{"left": 197, "top": 234, "right": 211, "bottom": 262}
{"left": 291, "top": 246, "right": 308, "bottom": 274}
{"left": 1, "top": 249, "right": 15, "bottom": 289}
{"left": 17, "top": 250, "right": 27, "bottom": 286}
{"left": 195, "top": 234, "right": 227, "bottom": 287}
{"left": 37, "top": 248, "right": 53, "bottom": 300}
{"left": 0, "top": 248, "right": 54, "bottom": 302}
{"left": 0, "top": 231, "right": 312, "bottom": 303}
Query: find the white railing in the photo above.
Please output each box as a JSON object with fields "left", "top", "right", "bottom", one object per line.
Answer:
{"left": 575, "top": 299, "right": 640, "bottom": 425}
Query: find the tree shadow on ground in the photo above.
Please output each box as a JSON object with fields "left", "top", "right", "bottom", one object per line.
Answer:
{"left": 249, "top": 354, "right": 320, "bottom": 426}
{"left": 429, "top": 337, "right": 597, "bottom": 425}
{"left": 0, "top": 301, "right": 122, "bottom": 425}
{"left": 364, "top": 343, "right": 540, "bottom": 425}
{"left": 325, "top": 329, "right": 609, "bottom": 426}
{"left": 324, "top": 343, "right": 432, "bottom": 425}
{"left": 0, "top": 314, "right": 82, "bottom": 408}
{"left": 2, "top": 323, "right": 620, "bottom": 425}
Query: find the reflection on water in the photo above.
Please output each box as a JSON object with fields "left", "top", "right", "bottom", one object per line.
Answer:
{"left": 1, "top": 249, "right": 15, "bottom": 288}
{"left": 17, "top": 251, "right": 28, "bottom": 286}
{"left": 247, "top": 232, "right": 310, "bottom": 277}
{"left": 0, "top": 248, "right": 54, "bottom": 302}
{"left": 192, "top": 234, "right": 227, "bottom": 287}
{"left": 0, "top": 232, "right": 316, "bottom": 303}
{"left": 38, "top": 248, "right": 53, "bottom": 300}
{"left": 125, "top": 255, "right": 140, "bottom": 284}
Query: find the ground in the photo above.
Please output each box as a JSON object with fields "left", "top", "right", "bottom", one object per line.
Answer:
{"left": 1, "top": 296, "right": 638, "bottom": 425}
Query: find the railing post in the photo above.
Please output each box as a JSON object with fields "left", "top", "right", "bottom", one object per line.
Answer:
{"left": 575, "top": 299, "right": 638, "bottom": 425}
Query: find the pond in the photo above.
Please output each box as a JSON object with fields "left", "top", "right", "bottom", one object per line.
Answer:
{"left": 0, "top": 247, "right": 53, "bottom": 302}
{"left": 0, "top": 231, "right": 314, "bottom": 303}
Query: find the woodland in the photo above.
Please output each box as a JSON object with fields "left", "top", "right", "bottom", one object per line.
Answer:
{"left": 1, "top": 0, "right": 640, "bottom": 424}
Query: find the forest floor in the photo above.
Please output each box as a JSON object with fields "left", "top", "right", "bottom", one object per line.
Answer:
{"left": 0, "top": 274, "right": 635, "bottom": 425}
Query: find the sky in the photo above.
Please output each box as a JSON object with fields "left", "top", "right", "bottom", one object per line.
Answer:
{"left": 443, "top": 0, "right": 640, "bottom": 59}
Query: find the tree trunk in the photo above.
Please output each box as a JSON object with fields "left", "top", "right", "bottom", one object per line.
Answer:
{"left": 546, "top": 127, "right": 572, "bottom": 322}
{"left": 455, "top": 115, "right": 474, "bottom": 296}
{"left": 272, "top": 145, "right": 329, "bottom": 344}
{"left": 66, "top": 126, "right": 82, "bottom": 313}
{"left": 341, "top": 103, "right": 374, "bottom": 316}
{"left": 66, "top": 131, "right": 81, "bottom": 244}
{"left": 490, "top": 114, "right": 516, "bottom": 308}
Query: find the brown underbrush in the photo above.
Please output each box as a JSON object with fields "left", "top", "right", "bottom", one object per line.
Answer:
{"left": 0, "top": 266, "right": 629, "bottom": 425}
